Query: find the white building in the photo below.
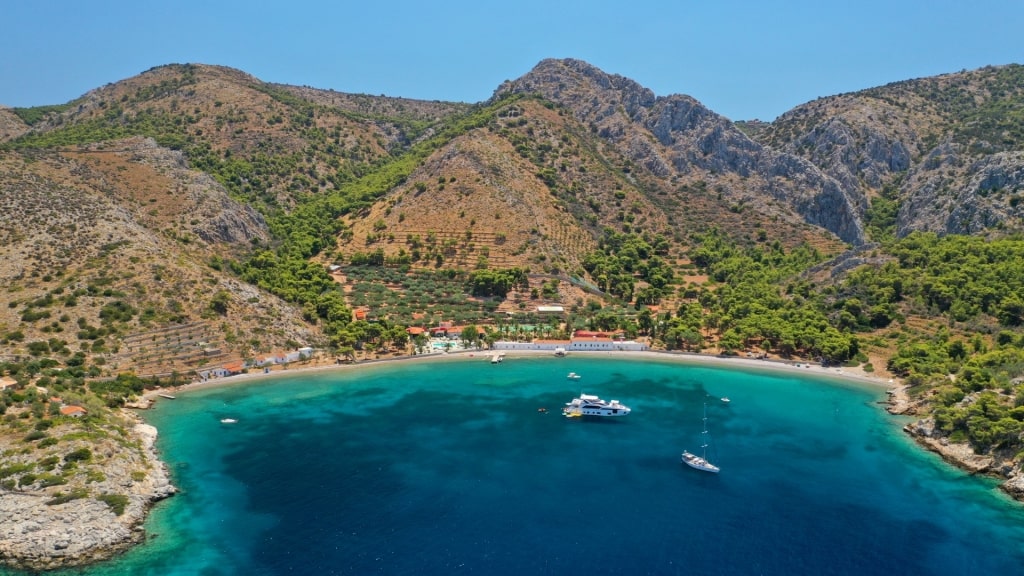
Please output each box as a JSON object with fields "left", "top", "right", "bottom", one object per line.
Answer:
{"left": 492, "top": 338, "right": 648, "bottom": 352}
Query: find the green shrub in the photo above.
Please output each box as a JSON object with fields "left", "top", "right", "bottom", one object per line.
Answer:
{"left": 97, "top": 493, "right": 129, "bottom": 516}
{"left": 37, "top": 456, "right": 60, "bottom": 471}
{"left": 46, "top": 488, "right": 89, "bottom": 506}
{"left": 63, "top": 447, "right": 92, "bottom": 463}
{"left": 36, "top": 474, "right": 67, "bottom": 487}
{"left": 37, "top": 437, "right": 58, "bottom": 448}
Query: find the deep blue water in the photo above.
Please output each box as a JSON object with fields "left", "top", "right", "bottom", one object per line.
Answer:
{"left": 23, "top": 355, "right": 1024, "bottom": 575}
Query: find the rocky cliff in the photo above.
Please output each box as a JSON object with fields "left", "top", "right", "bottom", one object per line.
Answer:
{"left": 494, "top": 58, "right": 867, "bottom": 245}
{"left": 757, "top": 64, "right": 1024, "bottom": 237}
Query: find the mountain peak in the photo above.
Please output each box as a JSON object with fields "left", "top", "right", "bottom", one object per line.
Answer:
{"left": 494, "top": 58, "right": 657, "bottom": 112}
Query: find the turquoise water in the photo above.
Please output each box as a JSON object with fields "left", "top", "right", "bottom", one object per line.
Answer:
{"left": 18, "top": 356, "right": 1024, "bottom": 575}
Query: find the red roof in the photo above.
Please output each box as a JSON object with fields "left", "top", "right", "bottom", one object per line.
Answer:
{"left": 407, "top": 327, "right": 426, "bottom": 335}
{"left": 223, "top": 361, "right": 245, "bottom": 372}
{"left": 60, "top": 406, "right": 87, "bottom": 416}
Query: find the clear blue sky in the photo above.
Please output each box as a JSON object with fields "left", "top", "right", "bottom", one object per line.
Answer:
{"left": 2, "top": 0, "right": 1022, "bottom": 121}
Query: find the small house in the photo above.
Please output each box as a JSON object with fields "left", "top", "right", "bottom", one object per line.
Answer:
{"left": 60, "top": 406, "right": 87, "bottom": 418}
{"left": 223, "top": 361, "right": 245, "bottom": 375}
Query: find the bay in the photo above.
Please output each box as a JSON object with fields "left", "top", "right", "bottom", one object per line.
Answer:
{"left": 26, "top": 355, "right": 1024, "bottom": 575}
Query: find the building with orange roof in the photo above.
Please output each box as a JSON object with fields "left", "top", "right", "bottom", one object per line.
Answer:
{"left": 223, "top": 361, "right": 245, "bottom": 375}
{"left": 60, "top": 406, "right": 87, "bottom": 418}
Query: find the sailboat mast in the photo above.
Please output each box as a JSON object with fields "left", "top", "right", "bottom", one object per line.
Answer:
{"left": 701, "top": 402, "right": 709, "bottom": 456}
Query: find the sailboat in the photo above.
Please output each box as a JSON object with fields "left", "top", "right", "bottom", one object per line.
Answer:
{"left": 681, "top": 401, "right": 720, "bottom": 473}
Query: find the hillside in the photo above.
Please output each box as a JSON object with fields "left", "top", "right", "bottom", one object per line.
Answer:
{"left": 0, "top": 59, "right": 1020, "bottom": 373}
{"left": 0, "top": 59, "right": 1023, "bottom": 542}
{"left": 0, "top": 137, "right": 317, "bottom": 378}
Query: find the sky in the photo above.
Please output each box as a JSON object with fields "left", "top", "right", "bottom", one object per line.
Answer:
{"left": 2, "top": 0, "right": 1022, "bottom": 121}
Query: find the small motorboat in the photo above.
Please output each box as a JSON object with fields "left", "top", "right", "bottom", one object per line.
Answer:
{"left": 567, "top": 372, "right": 581, "bottom": 380}
{"left": 220, "top": 418, "right": 238, "bottom": 424}
{"left": 720, "top": 397, "right": 731, "bottom": 404}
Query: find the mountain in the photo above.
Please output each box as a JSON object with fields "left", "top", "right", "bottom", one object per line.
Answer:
{"left": 493, "top": 58, "right": 868, "bottom": 245}
{"left": 1, "top": 59, "right": 1022, "bottom": 379}
{"left": 756, "top": 64, "right": 1024, "bottom": 238}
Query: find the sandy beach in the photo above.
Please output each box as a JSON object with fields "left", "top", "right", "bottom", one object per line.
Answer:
{"left": 142, "top": 348, "right": 905, "bottom": 405}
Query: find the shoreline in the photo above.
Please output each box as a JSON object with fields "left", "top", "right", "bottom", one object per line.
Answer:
{"left": 144, "top": 348, "right": 1024, "bottom": 501}
{"left": 6, "top": 348, "right": 1005, "bottom": 570}
{"left": 143, "top": 348, "right": 901, "bottom": 401}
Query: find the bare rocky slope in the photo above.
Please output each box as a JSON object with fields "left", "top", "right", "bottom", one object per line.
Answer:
{"left": 493, "top": 58, "right": 868, "bottom": 245}
{"left": 756, "top": 64, "right": 1024, "bottom": 237}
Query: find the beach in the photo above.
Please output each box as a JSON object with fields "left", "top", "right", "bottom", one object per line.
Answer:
{"left": 143, "top": 348, "right": 904, "bottom": 402}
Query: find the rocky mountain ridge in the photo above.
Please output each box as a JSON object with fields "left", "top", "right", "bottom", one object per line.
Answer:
{"left": 494, "top": 58, "right": 868, "bottom": 245}
{"left": 758, "top": 64, "right": 1024, "bottom": 237}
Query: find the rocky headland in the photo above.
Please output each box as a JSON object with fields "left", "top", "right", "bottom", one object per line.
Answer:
{"left": 892, "top": 388, "right": 1024, "bottom": 502}
{"left": 0, "top": 413, "right": 175, "bottom": 572}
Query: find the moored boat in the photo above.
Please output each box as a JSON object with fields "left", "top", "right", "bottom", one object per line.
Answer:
{"left": 563, "top": 393, "right": 630, "bottom": 417}
{"left": 681, "top": 450, "right": 719, "bottom": 473}
{"left": 681, "top": 402, "right": 719, "bottom": 473}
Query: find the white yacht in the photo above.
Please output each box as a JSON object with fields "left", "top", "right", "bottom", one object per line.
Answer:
{"left": 563, "top": 393, "right": 630, "bottom": 417}
{"left": 567, "top": 372, "right": 581, "bottom": 380}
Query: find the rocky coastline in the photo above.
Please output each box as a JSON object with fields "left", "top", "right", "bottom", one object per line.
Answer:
{"left": 889, "top": 386, "right": 1024, "bottom": 502}
{"left": 0, "top": 412, "right": 176, "bottom": 572}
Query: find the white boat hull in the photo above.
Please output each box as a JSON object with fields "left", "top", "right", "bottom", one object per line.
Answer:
{"left": 681, "top": 451, "right": 719, "bottom": 473}
{"left": 563, "top": 393, "right": 630, "bottom": 417}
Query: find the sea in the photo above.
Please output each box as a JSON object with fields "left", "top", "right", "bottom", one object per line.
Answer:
{"left": 15, "top": 355, "right": 1024, "bottom": 576}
